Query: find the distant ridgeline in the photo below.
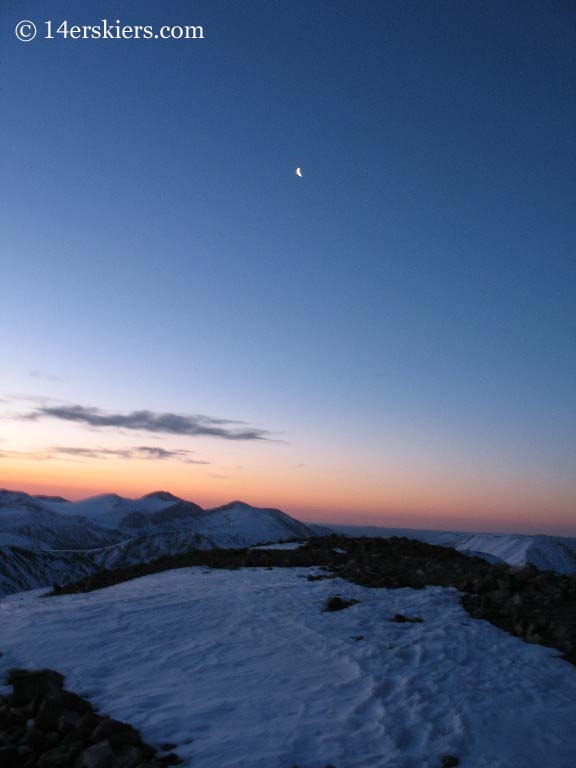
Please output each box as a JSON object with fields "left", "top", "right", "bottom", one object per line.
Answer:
{"left": 1, "top": 488, "right": 576, "bottom": 598}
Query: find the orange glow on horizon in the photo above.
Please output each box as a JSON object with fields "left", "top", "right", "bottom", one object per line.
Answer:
{"left": 2, "top": 454, "right": 575, "bottom": 537}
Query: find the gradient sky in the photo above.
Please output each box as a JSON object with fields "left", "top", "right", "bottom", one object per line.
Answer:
{"left": 1, "top": 1, "right": 575, "bottom": 534}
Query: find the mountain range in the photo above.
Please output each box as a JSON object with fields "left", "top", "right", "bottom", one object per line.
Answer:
{"left": 0, "top": 489, "right": 317, "bottom": 596}
{"left": 1, "top": 489, "right": 576, "bottom": 597}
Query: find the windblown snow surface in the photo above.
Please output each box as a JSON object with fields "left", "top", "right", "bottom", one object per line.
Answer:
{"left": 1, "top": 568, "right": 575, "bottom": 768}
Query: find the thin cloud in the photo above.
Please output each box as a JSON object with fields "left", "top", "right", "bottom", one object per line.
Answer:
{"left": 29, "top": 369, "right": 64, "bottom": 383}
{"left": 24, "top": 404, "right": 270, "bottom": 441}
{"left": 0, "top": 445, "right": 209, "bottom": 464}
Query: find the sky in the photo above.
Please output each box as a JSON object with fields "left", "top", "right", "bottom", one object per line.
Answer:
{"left": 1, "top": 1, "right": 575, "bottom": 535}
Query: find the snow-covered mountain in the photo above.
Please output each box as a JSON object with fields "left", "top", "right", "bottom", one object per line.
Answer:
{"left": 332, "top": 525, "right": 576, "bottom": 575}
{"left": 4, "top": 488, "right": 576, "bottom": 597}
{"left": 0, "top": 490, "right": 125, "bottom": 550}
{"left": 0, "top": 490, "right": 312, "bottom": 550}
{"left": 39, "top": 490, "right": 205, "bottom": 533}
{"left": 0, "top": 546, "right": 98, "bottom": 596}
{"left": 197, "top": 500, "right": 313, "bottom": 545}
{"left": 0, "top": 489, "right": 318, "bottom": 595}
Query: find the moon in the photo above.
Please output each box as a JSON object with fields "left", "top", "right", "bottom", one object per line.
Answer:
{"left": 296, "top": 167, "right": 303, "bottom": 178}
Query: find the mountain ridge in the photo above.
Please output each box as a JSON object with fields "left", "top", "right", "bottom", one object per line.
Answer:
{"left": 0, "top": 489, "right": 320, "bottom": 596}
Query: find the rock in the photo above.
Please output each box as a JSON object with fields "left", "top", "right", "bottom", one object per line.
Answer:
{"left": 0, "top": 670, "right": 164, "bottom": 768}
{"left": 28, "top": 727, "right": 50, "bottom": 752}
{"left": 36, "top": 699, "right": 63, "bottom": 731}
{"left": 511, "top": 593, "right": 523, "bottom": 607}
{"left": 10, "top": 701, "right": 36, "bottom": 719}
{"left": 91, "top": 718, "right": 141, "bottom": 748}
{"left": 154, "top": 754, "right": 183, "bottom": 766}
{"left": 109, "top": 745, "right": 144, "bottom": 768}
{"left": 59, "top": 710, "right": 83, "bottom": 735}
{"left": 323, "top": 596, "right": 359, "bottom": 612}
{"left": 38, "top": 742, "right": 82, "bottom": 767}
{"left": 512, "top": 564, "right": 539, "bottom": 583}
{"left": 62, "top": 692, "right": 94, "bottom": 716}
{"left": 0, "top": 745, "right": 19, "bottom": 768}
{"left": 73, "top": 712, "right": 102, "bottom": 743}
{"left": 45, "top": 731, "right": 61, "bottom": 749}
{"left": 6, "top": 670, "right": 64, "bottom": 707}
{"left": 441, "top": 756, "right": 460, "bottom": 767}
{"left": 76, "top": 740, "right": 114, "bottom": 768}
{"left": 484, "top": 588, "right": 512, "bottom": 603}
{"left": 392, "top": 614, "right": 423, "bottom": 624}
{"left": 0, "top": 707, "right": 27, "bottom": 731}
{"left": 477, "top": 576, "right": 499, "bottom": 594}
{"left": 80, "top": 712, "right": 102, "bottom": 731}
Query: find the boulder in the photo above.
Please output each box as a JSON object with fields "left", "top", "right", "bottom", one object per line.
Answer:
{"left": 441, "top": 756, "right": 460, "bottom": 767}
{"left": 91, "top": 718, "right": 141, "bottom": 748}
{"left": 38, "top": 742, "right": 82, "bottom": 767}
{"left": 62, "top": 692, "right": 94, "bottom": 716}
{"left": 36, "top": 698, "right": 63, "bottom": 731}
{"left": 76, "top": 740, "right": 114, "bottom": 768}
{"left": 6, "top": 670, "right": 64, "bottom": 707}
{"left": 0, "top": 745, "right": 19, "bottom": 768}
{"left": 323, "top": 596, "right": 359, "bottom": 612}
{"left": 392, "top": 614, "right": 423, "bottom": 624}
{"left": 109, "top": 745, "right": 143, "bottom": 768}
{"left": 59, "top": 711, "right": 83, "bottom": 735}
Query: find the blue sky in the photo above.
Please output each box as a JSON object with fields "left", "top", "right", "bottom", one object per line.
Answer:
{"left": 1, "top": 1, "right": 575, "bottom": 532}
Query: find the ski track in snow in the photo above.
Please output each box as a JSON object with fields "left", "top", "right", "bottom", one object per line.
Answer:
{"left": 1, "top": 568, "right": 575, "bottom": 768}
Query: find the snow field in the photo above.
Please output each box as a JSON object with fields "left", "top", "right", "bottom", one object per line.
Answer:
{"left": 1, "top": 567, "right": 575, "bottom": 768}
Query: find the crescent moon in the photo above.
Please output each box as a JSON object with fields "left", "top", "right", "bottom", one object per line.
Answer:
{"left": 296, "top": 167, "right": 303, "bottom": 178}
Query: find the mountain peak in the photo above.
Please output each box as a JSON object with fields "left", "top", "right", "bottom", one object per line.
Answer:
{"left": 214, "top": 501, "right": 254, "bottom": 512}
{"left": 141, "top": 491, "right": 182, "bottom": 503}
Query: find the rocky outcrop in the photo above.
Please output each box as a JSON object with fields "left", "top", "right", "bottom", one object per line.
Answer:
{"left": 0, "top": 669, "right": 182, "bottom": 767}
{"left": 460, "top": 566, "right": 576, "bottom": 664}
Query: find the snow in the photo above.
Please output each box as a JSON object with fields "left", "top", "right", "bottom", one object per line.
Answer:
{"left": 41, "top": 493, "right": 177, "bottom": 530}
{"left": 0, "top": 491, "right": 123, "bottom": 551}
{"left": 201, "top": 501, "right": 312, "bottom": 544}
{"left": 1, "top": 568, "right": 575, "bottom": 767}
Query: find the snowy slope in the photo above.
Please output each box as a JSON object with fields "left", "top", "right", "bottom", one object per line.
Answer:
{"left": 1, "top": 568, "right": 575, "bottom": 767}
{"left": 452, "top": 532, "right": 576, "bottom": 573}
{"left": 332, "top": 525, "right": 576, "bottom": 574}
{"left": 0, "top": 490, "right": 318, "bottom": 595}
{"left": 0, "top": 546, "right": 97, "bottom": 596}
{"left": 40, "top": 490, "right": 202, "bottom": 532}
{"left": 0, "top": 490, "right": 124, "bottom": 550}
{"left": 92, "top": 530, "right": 215, "bottom": 570}
{"left": 197, "top": 501, "right": 312, "bottom": 546}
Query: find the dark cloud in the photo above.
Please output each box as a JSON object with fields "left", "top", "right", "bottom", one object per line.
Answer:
{"left": 53, "top": 446, "right": 209, "bottom": 463}
{"left": 0, "top": 445, "right": 209, "bottom": 464}
{"left": 25, "top": 404, "right": 270, "bottom": 441}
